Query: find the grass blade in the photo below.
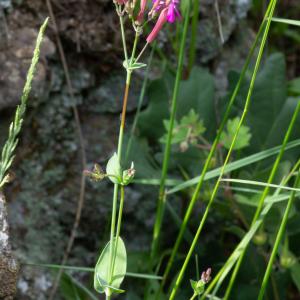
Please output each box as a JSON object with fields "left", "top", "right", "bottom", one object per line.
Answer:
{"left": 188, "top": 0, "right": 200, "bottom": 72}
{"left": 272, "top": 17, "right": 300, "bottom": 27}
{"left": 168, "top": 1, "right": 277, "bottom": 298}
{"left": 150, "top": 1, "right": 190, "bottom": 261}
{"left": 167, "top": 139, "right": 300, "bottom": 193}
{"left": 202, "top": 159, "right": 300, "bottom": 299}
{"left": 25, "top": 262, "right": 163, "bottom": 280}
{"left": 223, "top": 95, "right": 300, "bottom": 299}
{"left": 258, "top": 168, "right": 300, "bottom": 299}
{"left": 221, "top": 178, "right": 300, "bottom": 193}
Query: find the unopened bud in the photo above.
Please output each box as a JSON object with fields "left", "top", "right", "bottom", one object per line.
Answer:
{"left": 201, "top": 268, "right": 211, "bottom": 284}
{"left": 122, "top": 162, "right": 135, "bottom": 185}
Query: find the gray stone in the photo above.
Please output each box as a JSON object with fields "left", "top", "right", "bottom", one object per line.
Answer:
{"left": 0, "top": 27, "right": 55, "bottom": 110}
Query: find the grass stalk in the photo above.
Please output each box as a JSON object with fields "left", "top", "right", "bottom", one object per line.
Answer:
{"left": 201, "top": 159, "right": 300, "bottom": 299}
{"left": 0, "top": 18, "right": 49, "bottom": 188}
{"left": 257, "top": 102, "right": 300, "bottom": 300}
{"left": 150, "top": 2, "right": 190, "bottom": 261}
{"left": 188, "top": 0, "right": 200, "bottom": 72}
{"left": 168, "top": 0, "right": 277, "bottom": 298}
{"left": 157, "top": 3, "right": 272, "bottom": 295}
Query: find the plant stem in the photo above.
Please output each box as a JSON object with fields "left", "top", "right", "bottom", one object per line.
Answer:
{"left": 190, "top": 293, "right": 197, "bottom": 300}
{"left": 188, "top": 0, "right": 200, "bottom": 72}
{"left": 257, "top": 102, "right": 300, "bottom": 300}
{"left": 150, "top": 1, "right": 190, "bottom": 262}
{"left": 108, "top": 70, "right": 132, "bottom": 285}
{"left": 135, "top": 42, "right": 149, "bottom": 64}
{"left": 168, "top": 0, "right": 277, "bottom": 298}
{"left": 110, "top": 186, "right": 125, "bottom": 276}
{"left": 158, "top": 4, "right": 269, "bottom": 294}
{"left": 107, "top": 13, "right": 137, "bottom": 288}
{"left": 125, "top": 45, "right": 155, "bottom": 162}
{"left": 130, "top": 32, "right": 139, "bottom": 64}
{"left": 118, "top": 7, "right": 128, "bottom": 63}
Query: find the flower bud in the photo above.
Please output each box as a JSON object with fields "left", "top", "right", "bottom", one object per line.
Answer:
{"left": 136, "top": 0, "right": 147, "bottom": 24}
{"left": 146, "top": 8, "right": 168, "bottom": 43}
{"left": 122, "top": 162, "right": 135, "bottom": 185}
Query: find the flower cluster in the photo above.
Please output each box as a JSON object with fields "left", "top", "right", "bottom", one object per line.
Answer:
{"left": 115, "top": 0, "right": 181, "bottom": 43}
{"left": 146, "top": 0, "right": 181, "bottom": 42}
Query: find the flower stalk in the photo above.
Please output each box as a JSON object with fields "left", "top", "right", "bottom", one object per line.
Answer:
{"left": 93, "top": 0, "right": 182, "bottom": 298}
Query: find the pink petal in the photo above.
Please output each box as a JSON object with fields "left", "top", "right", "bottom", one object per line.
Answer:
{"left": 146, "top": 8, "right": 168, "bottom": 43}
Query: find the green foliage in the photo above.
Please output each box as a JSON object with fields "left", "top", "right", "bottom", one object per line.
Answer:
{"left": 220, "top": 117, "right": 251, "bottom": 150}
{"left": 138, "top": 67, "right": 214, "bottom": 140}
{"left": 190, "top": 279, "right": 205, "bottom": 296}
{"left": 288, "top": 77, "right": 300, "bottom": 95}
{"left": 291, "top": 263, "right": 300, "bottom": 291}
{"left": 11, "top": 2, "right": 300, "bottom": 299}
{"left": 160, "top": 109, "right": 206, "bottom": 151}
{"left": 94, "top": 237, "right": 127, "bottom": 296}
{"left": 228, "top": 53, "right": 289, "bottom": 151}
{"left": 123, "top": 60, "right": 147, "bottom": 71}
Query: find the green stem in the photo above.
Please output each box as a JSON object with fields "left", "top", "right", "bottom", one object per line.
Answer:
{"left": 118, "top": 8, "right": 128, "bottom": 63}
{"left": 158, "top": 3, "right": 269, "bottom": 294}
{"left": 116, "top": 186, "right": 125, "bottom": 240}
{"left": 110, "top": 186, "right": 125, "bottom": 275}
{"left": 150, "top": 1, "right": 190, "bottom": 262}
{"left": 130, "top": 32, "right": 139, "bottom": 64}
{"left": 257, "top": 102, "right": 300, "bottom": 300}
{"left": 168, "top": 1, "right": 277, "bottom": 298}
{"left": 125, "top": 46, "right": 155, "bottom": 162}
{"left": 188, "top": 0, "right": 200, "bottom": 72}
{"left": 108, "top": 70, "right": 132, "bottom": 284}
{"left": 107, "top": 11, "right": 133, "bottom": 285}
{"left": 190, "top": 293, "right": 197, "bottom": 300}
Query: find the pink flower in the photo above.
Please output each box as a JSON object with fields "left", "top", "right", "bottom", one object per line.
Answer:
{"left": 146, "top": 0, "right": 181, "bottom": 43}
{"left": 136, "top": 0, "right": 148, "bottom": 24}
{"left": 166, "top": 0, "right": 181, "bottom": 23}
{"left": 146, "top": 8, "right": 168, "bottom": 43}
{"left": 151, "top": 0, "right": 165, "bottom": 13}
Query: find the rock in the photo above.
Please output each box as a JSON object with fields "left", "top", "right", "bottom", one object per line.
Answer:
{"left": 196, "top": 0, "right": 251, "bottom": 63}
{"left": 0, "top": 0, "right": 11, "bottom": 9}
{"left": 0, "top": 27, "right": 55, "bottom": 110}
{"left": 86, "top": 72, "right": 145, "bottom": 113}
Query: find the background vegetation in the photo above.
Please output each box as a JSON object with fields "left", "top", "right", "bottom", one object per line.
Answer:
{"left": 1, "top": 0, "right": 300, "bottom": 299}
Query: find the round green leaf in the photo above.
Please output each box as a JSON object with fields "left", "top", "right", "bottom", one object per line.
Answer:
{"left": 106, "top": 153, "right": 122, "bottom": 184}
{"left": 94, "top": 237, "right": 127, "bottom": 295}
